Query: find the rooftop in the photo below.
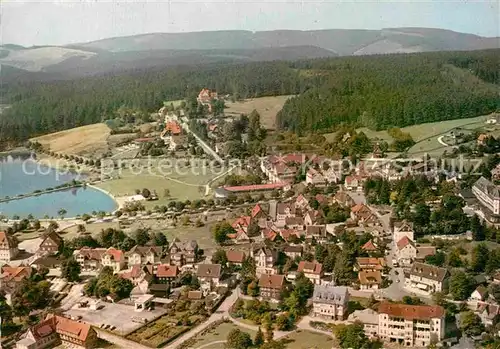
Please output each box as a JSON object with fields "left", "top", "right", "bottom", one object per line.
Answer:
{"left": 378, "top": 302, "right": 445, "bottom": 320}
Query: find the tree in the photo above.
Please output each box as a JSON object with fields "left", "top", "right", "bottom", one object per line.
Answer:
{"left": 449, "top": 271, "right": 475, "bottom": 301}
{"left": 470, "top": 243, "right": 489, "bottom": 272}
{"left": 32, "top": 219, "right": 41, "bottom": 230}
{"left": 247, "top": 280, "right": 260, "bottom": 297}
{"left": 489, "top": 283, "right": 500, "bottom": 301}
{"left": 254, "top": 327, "right": 265, "bottom": 347}
{"left": 134, "top": 229, "right": 150, "bottom": 246}
{"left": 153, "top": 232, "right": 168, "bottom": 246}
{"left": 333, "top": 323, "right": 370, "bottom": 349}
{"left": 470, "top": 214, "right": 485, "bottom": 241}
{"left": 142, "top": 188, "right": 151, "bottom": 198}
{"left": 247, "top": 221, "right": 261, "bottom": 237}
{"left": 212, "top": 249, "right": 228, "bottom": 266}
{"left": 460, "top": 311, "right": 485, "bottom": 336}
{"left": 225, "top": 329, "right": 253, "bottom": 349}
{"left": 58, "top": 208, "right": 67, "bottom": 219}
{"left": 212, "top": 221, "right": 235, "bottom": 244}
{"left": 333, "top": 252, "right": 353, "bottom": 285}
{"left": 61, "top": 258, "right": 81, "bottom": 282}
{"left": 164, "top": 189, "right": 171, "bottom": 198}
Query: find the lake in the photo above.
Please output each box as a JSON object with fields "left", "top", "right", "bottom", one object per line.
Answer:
{"left": 0, "top": 156, "right": 117, "bottom": 218}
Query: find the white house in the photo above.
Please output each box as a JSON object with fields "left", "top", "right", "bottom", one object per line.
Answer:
{"left": 396, "top": 236, "right": 417, "bottom": 266}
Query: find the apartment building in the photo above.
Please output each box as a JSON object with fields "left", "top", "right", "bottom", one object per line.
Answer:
{"left": 126, "top": 246, "right": 163, "bottom": 266}
{"left": 406, "top": 262, "right": 448, "bottom": 294}
{"left": 312, "top": 285, "right": 349, "bottom": 320}
{"left": 0, "top": 231, "right": 19, "bottom": 263}
{"left": 297, "top": 261, "right": 323, "bottom": 285}
{"left": 253, "top": 247, "right": 278, "bottom": 277}
{"left": 378, "top": 302, "right": 445, "bottom": 347}
{"left": 473, "top": 176, "right": 500, "bottom": 221}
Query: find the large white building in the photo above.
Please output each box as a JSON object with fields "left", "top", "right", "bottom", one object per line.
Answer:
{"left": 473, "top": 176, "right": 500, "bottom": 220}
{"left": 406, "top": 262, "right": 448, "bottom": 294}
{"left": 378, "top": 302, "right": 445, "bottom": 347}
{"left": 312, "top": 285, "right": 349, "bottom": 320}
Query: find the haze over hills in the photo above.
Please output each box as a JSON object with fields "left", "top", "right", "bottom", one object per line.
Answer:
{"left": 0, "top": 27, "right": 498, "bottom": 79}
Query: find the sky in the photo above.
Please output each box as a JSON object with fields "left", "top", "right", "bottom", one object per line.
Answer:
{"left": 1, "top": 0, "right": 499, "bottom": 47}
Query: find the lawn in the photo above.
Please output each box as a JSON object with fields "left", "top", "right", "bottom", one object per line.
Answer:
{"left": 95, "top": 159, "right": 222, "bottom": 206}
{"left": 60, "top": 221, "right": 120, "bottom": 239}
{"left": 164, "top": 99, "right": 185, "bottom": 109}
{"left": 190, "top": 322, "right": 256, "bottom": 349}
{"left": 224, "top": 95, "right": 293, "bottom": 130}
{"left": 281, "top": 330, "right": 333, "bottom": 349}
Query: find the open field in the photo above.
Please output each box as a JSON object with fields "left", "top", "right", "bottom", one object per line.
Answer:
{"left": 281, "top": 330, "right": 333, "bottom": 349}
{"left": 224, "top": 95, "right": 293, "bottom": 130}
{"left": 164, "top": 99, "right": 185, "bottom": 109}
{"left": 96, "top": 159, "right": 222, "bottom": 206}
{"left": 190, "top": 322, "right": 257, "bottom": 349}
{"left": 31, "top": 123, "right": 111, "bottom": 158}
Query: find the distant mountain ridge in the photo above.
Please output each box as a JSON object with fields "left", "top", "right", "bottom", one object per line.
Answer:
{"left": 0, "top": 27, "right": 498, "bottom": 79}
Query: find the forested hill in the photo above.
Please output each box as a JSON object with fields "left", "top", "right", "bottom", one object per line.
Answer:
{"left": 0, "top": 49, "right": 499, "bottom": 147}
{"left": 277, "top": 49, "right": 500, "bottom": 133}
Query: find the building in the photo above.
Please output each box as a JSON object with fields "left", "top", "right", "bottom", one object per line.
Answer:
{"left": 126, "top": 246, "right": 163, "bottom": 266}
{"left": 473, "top": 176, "right": 500, "bottom": 221}
{"left": 406, "top": 262, "right": 448, "bottom": 293}
{"left": 101, "top": 248, "right": 125, "bottom": 273}
{"left": 283, "top": 245, "right": 302, "bottom": 259}
{"left": 396, "top": 236, "right": 417, "bottom": 266}
{"left": 253, "top": 247, "right": 278, "bottom": 277}
{"left": 344, "top": 175, "right": 361, "bottom": 191}
{"left": 196, "top": 264, "right": 222, "bottom": 295}
{"left": 258, "top": 274, "right": 285, "bottom": 301}
{"left": 306, "top": 168, "right": 326, "bottom": 186}
{"left": 359, "top": 270, "right": 382, "bottom": 290}
{"left": 38, "top": 232, "right": 63, "bottom": 255}
{"left": 355, "top": 257, "right": 386, "bottom": 272}
{"left": 347, "top": 309, "right": 379, "bottom": 338}
{"left": 197, "top": 88, "right": 218, "bottom": 109}
{"left": 168, "top": 239, "right": 198, "bottom": 267}
{"left": 73, "top": 248, "right": 107, "bottom": 271}
{"left": 312, "top": 285, "right": 349, "bottom": 320}
{"left": 361, "top": 240, "right": 378, "bottom": 253}
{"left": 0, "top": 231, "right": 19, "bottom": 263}
{"left": 226, "top": 250, "right": 246, "bottom": 267}
{"left": 415, "top": 246, "right": 437, "bottom": 262}
{"left": 468, "top": 285, "right": 488, "bottom": 310}
{"left": 155, "top": 264, "right": 179, "bottom": 282}
{"left": 297, "top": 261, "right": 323, "bottom": 285}
{"left": 477, "top": 303, "right": 500, "bottom": 327}
{"left": 378, "top": 302, "right": 445, "bottom": 347}
{"left": 16, "top": 314, "right": 98, "bottom": 349}
{"left": 393, "top": 220, "right": 415, "bottom": 242}
{"left": 1, "top": 265, "right": 32, "bottom": 290}
{"left": 168, "top": 135, "right": 188, "bottom": 151}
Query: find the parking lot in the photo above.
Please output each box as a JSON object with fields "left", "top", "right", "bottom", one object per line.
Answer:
{"left": 64, "top": 297, "right": 167, "bottom": 335}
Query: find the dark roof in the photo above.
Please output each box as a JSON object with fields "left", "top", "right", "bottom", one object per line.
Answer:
{"left": 149, "top": 283, "right": 169, "bottom": 291}
{"left": 410, "top": 262, "right": 448, "bottom": 282}
{"left": 258, "top": 274, "right": 285, "bottom": 289}
{"left": 196, "top": 264, "right": 222, "bottom": 278}
{"left": 31, "top": 256, "right": 61, "bottom": 267}
{"left": 474, "top": 176, "right": 500, "bottom": 199}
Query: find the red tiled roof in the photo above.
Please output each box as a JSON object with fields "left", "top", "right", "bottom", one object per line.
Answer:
{"left": 156, "top": 264, "right": 178, "bottom": 278}
{"left": 1, "top": 265, "right": 32, "bottom": 282}
{"left": 280, "top": 229, "right": 301, "bottom": 241}
{"left": 356, "top": 257, "right": 386, "bottom": 270}
{"left": 106, "top": 248, "right": 124, "bottom": 262}
{"left": 258, "top": 274, "right": 285, "bottom": 289}
{"left": 345, "top": 175, "right": 359, "bottom": 185}
{"left": 297, "top": 261, "right": 322, "bottom": 275}
{"left": 52, "top": 315, "right": 92, "bottom": 342}
{"left": 227, "top": 250, "right": 246, "bottom": 263}
{"left": 359, "top": 270, "right": 382, "bottom": 285}
{"left": 362, "top": 240, "right": 377, "bottom": 251}
{"left": 165, "top": 121, "right": 182, "bottom": 135}
{"left": 224, "top": 183, "right": 288, "bottom": 192}
{"left": 232, "top": 216, "right": 251, "bottom": 229}
{"left": 0, "top": 231, "right": 17, "bottom": 248}
{"left": 263, "top": 228, "right": 278, "bottom": 241}
{"left": 378, "top": 302, "right": 445, "bottom": 320}
{"left": 397, "top": 236, "right": 415, "bottom": 250}
{"left": 251, "top": 204, "right": 264, "bottom": 218}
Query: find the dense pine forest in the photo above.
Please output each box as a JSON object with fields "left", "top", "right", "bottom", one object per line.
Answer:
{"left": 0, "top": 49, "right": 498, "bottom": 147}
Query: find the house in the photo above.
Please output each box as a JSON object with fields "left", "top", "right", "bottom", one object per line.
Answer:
{"left": 169, "top": 239, "right": 198, "bottom": 267}
{"left": 297, "top": 261, "right": 323, "bottom": 285}
{"left": 229, "top": 216, "right": 251, "bottom": 243}
{"left": 168, "top": 135, "right": 188, "bottom": 151}
{"left": 251, "top": 204, "right": 267, "bottom": 221}
{"left": 306, "top": 168, "right": 326, "bottom": 186}
{"left": 73, "top": 248, "right": 107, "bottom": 271}
{"left": 377, "top": 302, "right": 445, "bottom": 347}
{"left": 196, "top": 264, "right": 222, "bottom": 294}
{"left": 197, "top": 88, "right": 218, "bottom": 108}
{"left": 1, "top": 265, "right": 32, "bottom": 290}
{"left": 226, "top": 250, "right": 246, "bottom": 267}
{"left": 16, "top": 314, "right": 98, "bottom": 349}
{"left": 126, "top": 246, "right": 163, "bottom": 266}
{"left": 396, "top": 236, "right": 417, "bottom": 266}
{"left": 355, "top": 257, "right": 386, "bottom": 271}
{"left": 415, "top": 245, "right": 437, "bottom": 262}
{"left": 477, "top": 303, "right": 500, "bottom": 327}
{"left": 155, "top": 264, "right": 179, "bottom": 282}
{"left": 38, "top": 232, "right": 62, "bottom": 255}
{"left": 253, "top": 247, "right": 278, "bottom": 277}
{"left": 188, "top": 290, "right": 204, "bottom": 301}
{"left": 0, "top": 231, "right": 19, "bottom": 263}
{"left": 101, "top": 248, "right": 125, "bottom": 273}
{"left": 304, "top": 210, "right": 323, "bottom": 226}
{"left": 31, "top": 256, "right": 62, "bottom": 272}
{"left": 276, "top": 202, "right": 296, "bottom": 227}
{"left": 359, "top": 270, "right": 382, "bottom": 290}
{"left": 323, "top": 167, "right": 340, "bottom": 184}
{"left": 406, "top": 262, "right": 448, "bottom": 293}
{"left": 491, "top": 164, "right": 500, "bottom": 181}
{"left": 161, "top": 120, "right": 183, "bottom": 140}
{"left": 468, "top": 285, "right": 488, "bottom": 310}
{"left": 347, "top": 309, "right": 379, "bottom": 338}
{"left": 473, "top": 176, "right": 500, "bottom": 221}
{"left": 361, "top": 240, "right": 378, "bottom": 253}
{"left": 333, "top": 191, "right": 355, "bottom": 207}
{"left": 477, "top": 133, "right": 489, "bottom": 145}
{"left": 258, "top": 274, "right": 285, "bottom": 301}
{"left": 312, "top": 285, "right": 349, "bottom": 320}
{"left": 119, "top": 265, "right": 150, "bottom": 286}
{"left": 279, "top": 229, "right": 302, "bottom": 242}
{"left": 305, "top": 225, "right": 326, "bottom": 241}
{"left": 294, "top": 194, "right": 311, "bottom": 212}
{"left": 351, "top": 204, "right": 372, "bottom": 222}
{"left": 283, "top": 245, "right": 302, "bottom": 259}
{"left": 285, "top": 217, "right": 304, "bottom": 230}
{"left": 344, "top": 175, "right": 361, "bottom": 191}
{"left": 393, "top": 220, "right": 414, "bottom": 242}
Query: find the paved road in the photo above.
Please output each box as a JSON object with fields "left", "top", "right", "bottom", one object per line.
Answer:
{"left": 60, "top": 284, "right": 85, "bottom": 311}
